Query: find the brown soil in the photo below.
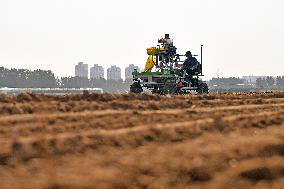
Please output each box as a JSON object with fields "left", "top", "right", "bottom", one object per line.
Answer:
{"left": 0, "top": 92, "right": 284, "bottom": 189}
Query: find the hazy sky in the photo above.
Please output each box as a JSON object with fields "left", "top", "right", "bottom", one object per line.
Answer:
{"left": 0, "top": 0, "right": 283, "bottom": 79}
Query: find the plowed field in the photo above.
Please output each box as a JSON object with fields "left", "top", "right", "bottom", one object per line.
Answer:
{"left": 0, "top": 92, "right": 284, "bottom": 189}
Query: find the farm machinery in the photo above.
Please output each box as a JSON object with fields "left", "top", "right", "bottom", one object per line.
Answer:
{"left": 130, "top": 34, "right": 209, "bottom": 94}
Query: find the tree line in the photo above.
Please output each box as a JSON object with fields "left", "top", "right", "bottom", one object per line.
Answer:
{"left": 256, "top": 76, "right": 284, "bottom": 88}
{"left": 209, "top": 76, "right": 284, "bottom": 89}
{"left": 0, "top": 67, "right": 58, "bottom": 88}
{"left": 1, "top": 67, "right": 284, "bottom": 91}
{"left": 0, "top": 67, "right": 130, "bottom": 92}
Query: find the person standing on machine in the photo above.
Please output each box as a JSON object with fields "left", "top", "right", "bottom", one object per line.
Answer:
{"left": 158, "top": 34, "right": 173, "bottom": 47}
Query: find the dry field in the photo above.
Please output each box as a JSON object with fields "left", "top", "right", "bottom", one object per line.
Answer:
{"left": 0, "top": 92, "right": 284, "bottom": 189}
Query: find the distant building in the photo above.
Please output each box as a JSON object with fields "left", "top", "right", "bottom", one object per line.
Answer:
{"left": 125, "top": 64, "right": 140, "bottom": 80}
{"left": 107, "top": 65, "right": 121, "bottom": 81}
{"left": 90, "top": 64, "right": 104, "bottom": 79}
{"left": 75, "top": 62, "right": 88, "bottom": 78}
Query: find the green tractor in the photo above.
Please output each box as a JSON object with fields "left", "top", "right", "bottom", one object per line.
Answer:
{"left": 130, "top": 34, "right": 208, "bottom": 95}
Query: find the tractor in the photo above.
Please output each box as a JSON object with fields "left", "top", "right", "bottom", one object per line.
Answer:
{"left": 130, "top": 34, "right": 208, "bottom": 95}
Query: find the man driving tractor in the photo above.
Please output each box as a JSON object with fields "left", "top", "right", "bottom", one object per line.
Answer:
{"left": 182, "top": 51, "right": 201, "bottom": 75}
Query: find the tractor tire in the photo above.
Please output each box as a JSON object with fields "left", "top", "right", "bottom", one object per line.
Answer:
{"left": 197, "top": 83, "right": 209, "bottom": 94}
{"left": 162, "top": 82, "right": 178, "bottom": 95}
{"left": 130, "top": 82, "right": 143, "bottom": 94}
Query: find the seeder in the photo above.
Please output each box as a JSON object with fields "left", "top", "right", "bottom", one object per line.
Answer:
{"left": 130, "top": 34, "right": 208, "bottom": 94}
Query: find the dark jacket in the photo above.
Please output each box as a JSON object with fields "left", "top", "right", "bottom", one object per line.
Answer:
{"left": 182, "top": 57, "right": 199, "bottom": 71}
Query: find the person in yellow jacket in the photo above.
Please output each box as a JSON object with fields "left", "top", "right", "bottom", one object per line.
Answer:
{"left": 144, "top": 55, "right": 156, "bottom": 72}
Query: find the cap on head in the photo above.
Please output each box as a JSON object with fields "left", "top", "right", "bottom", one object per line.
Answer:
{"left": 165, "top": 34, "right": 170, "bottom": 39}
{"left": 185, "top": 51, "right": 192, "bottom": 57}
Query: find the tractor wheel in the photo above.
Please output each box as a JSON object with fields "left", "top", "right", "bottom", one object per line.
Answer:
{"left": 152, "top": 86, "right": 161, "bottom": 94}
{"left": 162, "top": 82, "right": 178, "bottom": 95}
{"left": 130, "top": 82, "right": 143, "bottom": 94}
{"left": 197, "top": 83, "right": 209, "bottom": 94}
